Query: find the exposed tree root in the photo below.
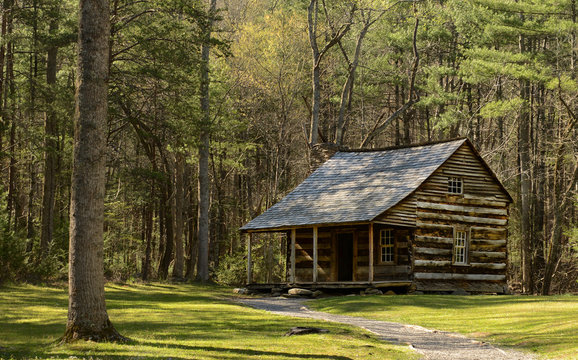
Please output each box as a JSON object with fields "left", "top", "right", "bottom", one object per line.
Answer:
{"left": 59, "top": 319, "right": 129, "bottom": 344}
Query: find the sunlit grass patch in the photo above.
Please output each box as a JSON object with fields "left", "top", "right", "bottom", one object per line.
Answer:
{"left": 310, "top": 294, "right": 578, "bottom": 359}
{"left": 0, "top": 283, "right": 416, "bottom": 360}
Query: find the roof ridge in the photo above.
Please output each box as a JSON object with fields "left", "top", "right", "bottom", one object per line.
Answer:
{"left": 339, "top": 137, "right": 467, "bottom": 153}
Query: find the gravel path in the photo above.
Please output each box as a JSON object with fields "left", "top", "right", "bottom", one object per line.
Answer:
{"left": 237, "top": 297, "right": 535, "bottom": 360}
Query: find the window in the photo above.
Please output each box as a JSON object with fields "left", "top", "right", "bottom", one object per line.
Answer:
{"left": 380, "top": 229, "right": 395, "bottom": 263}
{"left": 447, "top": 176, "right": 463, "bottom": 194}
{"left": 453, "top": 230, "right": 468, "bottom": 265}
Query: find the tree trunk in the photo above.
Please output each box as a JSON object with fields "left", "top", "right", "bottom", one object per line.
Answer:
{"left": 186, "top": 180, "right": 198, "bottom": 279}
{"left": 197, "top": 0, "right": 217, "bottom": 283}
{"left": 172, "top": 153, "right": 185, "bottom": 279}
{"left": 158, "top": 170, "right": 174, "bottom": 280}
{"left": 141, "top": 203, "right": 152, "bottom": 281}
{"left": 335, "top": 12, "right": 375, "bottom": 145}
{"left": 5, "top": 15, "right": 15, "bottom": 229}
{"left": 308, "top": 0, "right": 320, "bottom": 146}
{"left": 62, "top": 0, "right": 124, "bottom": 343}
{"left": 40, "top": 13, "right": 59, "bottom": 254}
{"left": 518, "top": 35, "right": 533, "bottom": 294}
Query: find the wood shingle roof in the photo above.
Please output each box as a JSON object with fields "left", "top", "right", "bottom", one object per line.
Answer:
{"left": 241, "top": 138, "right": 469, "bottom": 232}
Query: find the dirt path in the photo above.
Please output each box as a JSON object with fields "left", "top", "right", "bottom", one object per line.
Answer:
{"left": 237, "top": 297, "right": 535, "bottom": 360}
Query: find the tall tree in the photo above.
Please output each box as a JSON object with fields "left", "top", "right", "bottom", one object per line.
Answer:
{"left": 40, "top": 1, "right": 60, "bottom": 254}
{"left": 307, "top": 0, "right": 354, "bottom": 146}
{"left": 197, "top": 0, "right": 217, "bottom": 282}
{"left": 62, "top": 0, "right": 124, "bottom": 342}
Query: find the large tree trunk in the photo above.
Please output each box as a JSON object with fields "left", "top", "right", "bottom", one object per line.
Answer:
{"left": 62, "top": 0, "right": 124, "bottom": 343}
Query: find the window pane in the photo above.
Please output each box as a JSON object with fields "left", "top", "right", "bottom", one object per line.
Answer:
{"left": 380, "top": 229, "right": 394, "bottom": 263}
{"left": 454, "top": 230, "right": 467, "bottom": 264}
{"left": 448, "top": 177, "right": 463, "bottom": 194}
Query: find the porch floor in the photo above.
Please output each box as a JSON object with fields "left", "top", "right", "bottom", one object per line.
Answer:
{"left": 247, "top": 280, "right": 412, "bottom": 292}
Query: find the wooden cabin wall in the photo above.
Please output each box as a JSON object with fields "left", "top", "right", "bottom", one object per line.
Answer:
{"left": 354, "top": 227, "right": 369, "bottom": 281}
{"left": 413, "top": 143, "right": 509, "bottom": 293}
{"left": 293, "top": 227, "right": 332, "bottom": 282}
{"left": 372, "top": 225, "right": 412, "bottom": 281}
{"left": 375, "top": 194, "right": 417, "bottom": 227}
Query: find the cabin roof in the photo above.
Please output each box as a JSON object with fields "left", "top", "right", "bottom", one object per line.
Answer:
{"left": 240, "top": 138, "right": 509, "bottom": 232}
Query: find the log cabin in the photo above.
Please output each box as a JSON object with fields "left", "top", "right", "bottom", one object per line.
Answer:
{"left": 240, "top": 138, "right": 512, "bottom": 294}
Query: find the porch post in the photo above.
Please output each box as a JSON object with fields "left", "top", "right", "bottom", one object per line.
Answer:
{"left": 369, "top": 223, "right": 374, "bottom": 283}
{"left": 247, "top": 232, "right": 252, "bottom": 284}
{"left": 290, "top": 229, "right": 296, "bottom": 283}
{"left": 312, "top": 226, "right": 318, "bottom": 283}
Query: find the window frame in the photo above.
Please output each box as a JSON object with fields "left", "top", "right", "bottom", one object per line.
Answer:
{"left": 447, "top": 176, "right": 463, "bottom": 195}
{"left": 452, "top": 227, "right": 470, "bottom": 266}
{"left": 379, "top": 228, "right": 396, "bottom": 264}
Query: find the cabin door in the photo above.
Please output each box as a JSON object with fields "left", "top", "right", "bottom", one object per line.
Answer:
{"left": 337, "top": 233, "right": 354, "bottom": 281}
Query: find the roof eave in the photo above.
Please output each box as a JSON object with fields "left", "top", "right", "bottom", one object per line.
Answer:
{"left": 240, "top": 220, "right": 374, "bottom": 233}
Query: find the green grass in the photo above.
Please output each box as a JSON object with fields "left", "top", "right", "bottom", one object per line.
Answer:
{"left": 310, "top": 294, "right": 578, "bottom": 359}
{"left": 0, "top": 283, "right": 416, "bottom": 360}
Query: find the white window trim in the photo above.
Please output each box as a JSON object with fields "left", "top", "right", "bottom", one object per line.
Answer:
{"left": 452, "top": 227, "right": 470, "bottom": 266}
{"left": 447, "top": 176, "right": 463, "bottom": 194}
{"left": 379, "top": 229, "right": 395, "bottom": 264}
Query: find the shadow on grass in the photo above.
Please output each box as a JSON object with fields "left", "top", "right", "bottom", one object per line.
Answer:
{"left": 0, "top": 340, "right": 353, "bottom": 360}
{"left": 137, "top": 340, "right": 353, "bottom": 359}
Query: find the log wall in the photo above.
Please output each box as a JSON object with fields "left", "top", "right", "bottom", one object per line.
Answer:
{"left": 372, "top": 225, "right": 411, "bottom": 281}
{"left": 375, "top": 194, "right": 417, "bottom": 227}
{"left": 413, "top": 143, "right": 510, "bottom": 293}
{"left": 293, "top": 227, "right": 332, "bottom": 282}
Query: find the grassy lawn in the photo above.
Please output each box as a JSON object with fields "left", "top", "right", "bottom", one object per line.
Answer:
{"left": 310, "top": 294, "right": 578, "bottom": 359}
{"left": 0, "top": 283, "right": 416, "bottom": 360}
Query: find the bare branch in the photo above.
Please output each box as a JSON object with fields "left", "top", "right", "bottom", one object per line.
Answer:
{"left": 360, "top": 13, "right": 420, "bottom": 148}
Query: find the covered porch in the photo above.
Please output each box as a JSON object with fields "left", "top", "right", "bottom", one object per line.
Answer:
{"left": 244, "top": 222, "right": 414, "bottom": 290}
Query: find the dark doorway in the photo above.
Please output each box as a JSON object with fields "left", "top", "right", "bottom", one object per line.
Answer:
{"left": 337, "top": 233, "right": 354, "bottom": 281}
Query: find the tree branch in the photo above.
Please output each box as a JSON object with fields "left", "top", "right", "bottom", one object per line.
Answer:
{"left": 360, "top": 13, "right": 420, "bottom": 148}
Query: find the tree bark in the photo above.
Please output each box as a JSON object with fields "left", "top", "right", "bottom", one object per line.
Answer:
{"left": 186, "top": 180, "right": 198, "bottom": 279}
{"left": 158, "top": 169, "right": 174, "bottom": 280}
{"left": 40, "top": 12, "right": 59, "bottom": 254}
{"left": 0, "top": 0, "right": 12, "bottom": 192}
{"left": 4, "top": 2, "right": 15, "bottom": 229}
{"left": 141, "top": 204, "right": 152, "bottom": 281}
{"left": 172, "top": 153, "right": 185, "bottom": 279}
{"left": 307, "top": 0, "right": 320, "bottom": 146}
{"left": 518, "top": 35, "right": 533, "bottom": 294}
{"left": 197, "top": 0, "right": 217, "bottom": 283}
{"left": 62, "top": 0, "right": 124, "bottom": 343}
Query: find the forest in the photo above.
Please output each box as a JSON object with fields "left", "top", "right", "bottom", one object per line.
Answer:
{"left": 0, "top": 0, "right": 576, "bottom": 296}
